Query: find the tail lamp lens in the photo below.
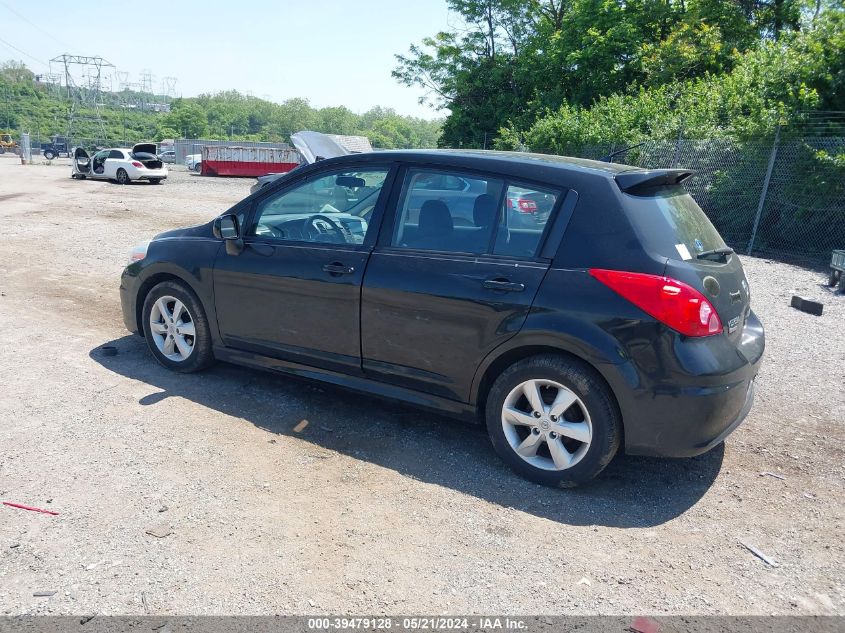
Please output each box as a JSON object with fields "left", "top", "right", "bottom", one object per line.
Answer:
{"left": 131, "top": 161, "right": 144, "bottom": 168}
{"left": 516, "top": 199, "right": 537, "bottom": 213}
{"left": 589, "top": 269, "right": 722, "bottom": 337}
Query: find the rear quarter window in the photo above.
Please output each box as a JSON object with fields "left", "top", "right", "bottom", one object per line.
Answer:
{"left": 624, "top": 186, "right": 726, "bottom": 261}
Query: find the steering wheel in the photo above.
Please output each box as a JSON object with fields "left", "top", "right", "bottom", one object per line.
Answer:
{"left": 304, "top": 214, "right": 350, "bottom": 242}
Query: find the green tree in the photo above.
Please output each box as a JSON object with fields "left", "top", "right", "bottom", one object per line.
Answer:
{"left": 161, "top": 102, "right": 208, "bottom": 138}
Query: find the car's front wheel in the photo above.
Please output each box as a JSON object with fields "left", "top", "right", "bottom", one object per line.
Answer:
{"left": 43, "top": 150, "right": 56, "bottom": 160}
{"left": 141, "top": 281, "right": 214, "bottom": 373}
{"left": 485, "top": 354, "right": 621, "bottom": 486}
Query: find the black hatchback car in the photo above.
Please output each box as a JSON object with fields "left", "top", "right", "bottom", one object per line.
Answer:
{"left": 120, "top": 150, "right": 764, "bottom": 485}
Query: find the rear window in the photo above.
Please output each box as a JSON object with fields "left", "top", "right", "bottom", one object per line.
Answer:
{"left": 625, "top": 187, "right": 726, "bottom": 261}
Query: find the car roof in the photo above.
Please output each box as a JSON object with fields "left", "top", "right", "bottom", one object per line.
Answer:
{"left": 313, "top": 149, "right": 640, "bottom": 183}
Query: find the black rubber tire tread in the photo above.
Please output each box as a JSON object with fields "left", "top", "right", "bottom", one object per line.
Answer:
{"left": 141, "top": 280, "right": 215, "bottom": 373}
{"left": 485, "top": 354, "right": 622, "bottom": 487}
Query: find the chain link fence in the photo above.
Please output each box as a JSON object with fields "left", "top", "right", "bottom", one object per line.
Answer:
{"left": 548, "top": 132, "right": 845, "bottom": 267}
{"left": 18, "top": 125, "right": 845, "bottom": 266}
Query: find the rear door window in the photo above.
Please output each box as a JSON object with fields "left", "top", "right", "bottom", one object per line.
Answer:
{"left": 391, "top": 168, "right": 561, "bottom": 258}
{"left": 495, "top": 183, "right": 560, "bottom": 258}
{"left": 391, "top": 169, "right": 505, "bottom": 254}
{"left": 625, "top": 187, "right": 726, "bottom": 261}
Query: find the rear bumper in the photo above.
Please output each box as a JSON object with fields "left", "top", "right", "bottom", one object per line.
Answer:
{"left": 616, "top": 311, "right": 765, "bottom": 458}
{"left": 624, "top": 376, "right": 757, "bottom": 458}
{"left": 128, "top": 166, "right": 167, "bottom": 180}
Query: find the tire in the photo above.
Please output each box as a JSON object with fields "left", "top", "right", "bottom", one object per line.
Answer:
{"left": 141, "top": 280, "right": 215, "bottom": 373}
{"left": 829, "top": 270, "right": 840, "bottom": 287}
{"left": 193, "top": 163, "right": 201, "bottom": 173}
{"left": 43, "top": 150, "right": 56, "bottom": 160}
{"left": 149, "top": 178, "right": 162, "bottom": 185}
{"left": 0, "top": 146, "right": 5, "bottom": 155}
{"left": 485, "top": 354, "right": 621, "bottom": 486}
{"left": 116, "top": 168, "right": 130, "bottom": 185}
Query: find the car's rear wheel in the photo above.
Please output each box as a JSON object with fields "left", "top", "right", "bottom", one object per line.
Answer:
{"left": 485, "top": 354, "right": 621, "bottom": 486}
{"left": 43, "top": 150, "right": 56, "bottom": 160}
{"left": 141, "top": 281, "right": 214, "bottom": 373}
{"left": 116, "top": 168, "right": 129, "bottom": 184}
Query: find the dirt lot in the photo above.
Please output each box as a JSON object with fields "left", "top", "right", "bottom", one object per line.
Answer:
{"left": 0, "top": 154, "right": 843, "bottom": 616}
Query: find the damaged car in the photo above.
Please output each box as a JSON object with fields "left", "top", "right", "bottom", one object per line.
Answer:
{"left": 72, "top": 143, "right": 167, "bottom": 184}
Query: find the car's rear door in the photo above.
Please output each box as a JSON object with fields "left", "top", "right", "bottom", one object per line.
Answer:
{"left": 104, "top": 149, "right": 125, "bottom": 179}
{"left": 361, "top": 166, "right": 565, "bottom": 402}
{"left": 212, "top": 163, "right": 396, "bottom": 374}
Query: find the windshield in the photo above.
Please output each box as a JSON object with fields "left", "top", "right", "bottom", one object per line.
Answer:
{"left": 625, "top": 186, "right": 726, "bottom": 262}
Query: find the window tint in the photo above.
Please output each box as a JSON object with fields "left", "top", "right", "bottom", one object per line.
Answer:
{"left": 392, "top": 169, "right": 505, "bottom": 254}
{"left": 624, "top": 187, "right": 726, "bottom": 261}
{"left": 250, "top": 168, "right": 388, "bottom": 245}
{"left": 494, "top": 184, "right": 559, "bottom": 258}
{"left": 414, "top": 173, "right": 468, "bottom": 191}
{"left": 108, "top": 149, "right": 124, "bottom": 159}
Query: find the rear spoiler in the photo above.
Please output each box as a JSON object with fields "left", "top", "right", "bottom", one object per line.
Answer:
{"left": 615, "top": 169, "right": 694, "bottom": 194}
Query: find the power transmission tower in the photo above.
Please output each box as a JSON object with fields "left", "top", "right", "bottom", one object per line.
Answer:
{"left": 161, "top": 76, "right": 178, "bottom": 100}
{"left": 48, "top": 54, "right": 115, "bottom": 143}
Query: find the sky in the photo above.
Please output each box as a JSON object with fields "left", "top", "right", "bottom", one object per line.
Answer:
{"left": 0, "top": 0, "right": 455, "bottom": 119}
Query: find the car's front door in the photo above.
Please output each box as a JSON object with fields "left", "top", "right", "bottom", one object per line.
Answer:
{"left": 73, "top": 148, "right": 90, "bottom": 175}
{"left": 361, "top": 167, "right": 564, "bottom": 402}
{"left": 212, "top": 165, "right": 395, "bottom": 374}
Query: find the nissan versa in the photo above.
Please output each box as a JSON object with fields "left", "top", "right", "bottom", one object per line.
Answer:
{"left": 119, "top": 150, "right": 764, "bottom": 485}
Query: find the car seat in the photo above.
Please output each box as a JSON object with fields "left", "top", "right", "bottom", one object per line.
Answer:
{"left": 408, "top": 200, "right": 453, "bottom": 250}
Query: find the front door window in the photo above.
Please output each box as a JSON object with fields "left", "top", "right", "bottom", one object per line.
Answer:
{"left": 249, "top": 169, "right": 390, "bottom": 245}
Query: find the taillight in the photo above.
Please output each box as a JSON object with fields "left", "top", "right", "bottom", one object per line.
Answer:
{"left": 589, "top": 269, "right": 722, "bottom": 337}
{"left": 131, "top": 161, "right": 144, "bottom": 168}
{"left": 516, "top": 199, "right": 537, "bottom": 213}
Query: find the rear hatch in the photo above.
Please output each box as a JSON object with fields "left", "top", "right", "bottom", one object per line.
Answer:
{"left": 290, "top": 131, "right": 349, "bottom": 165}
{"left": 619, "top": 178, "right": 752, "bottom": 345}
{"left": 131, "top": 143, "right": 163, "bottom": 170}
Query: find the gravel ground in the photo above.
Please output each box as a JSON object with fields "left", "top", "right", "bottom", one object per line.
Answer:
{"left": 0, "top": 154, "right": 843, "bottom": 616}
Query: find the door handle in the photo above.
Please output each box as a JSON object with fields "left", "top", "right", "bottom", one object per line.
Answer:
{"left": 483, "top": 278, "right": 525, "bottom": 292}
{"left": 322, "top": 262, "right": 355, "bottom": 275}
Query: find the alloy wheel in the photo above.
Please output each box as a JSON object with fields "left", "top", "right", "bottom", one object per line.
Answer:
{"left": 149, "top": 295, "right": 196, "bottom": 362}
{"left": 501, "top": 379, "right": 592, "bottom": 471}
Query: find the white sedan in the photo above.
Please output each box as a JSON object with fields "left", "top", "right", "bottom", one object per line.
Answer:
{"left": 185, "top": 153, "right": 202, "bottom": 172}
{"left": 71, "top": 143, "right": 168, "bottom": 184}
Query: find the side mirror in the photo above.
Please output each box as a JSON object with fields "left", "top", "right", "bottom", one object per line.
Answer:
{"left": 219, "top": 214, "right": 240, "bottom": 239}
{"left": 214, "top": 214, "right": 243, "bottom": 255}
